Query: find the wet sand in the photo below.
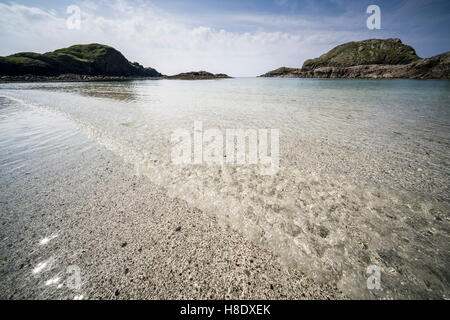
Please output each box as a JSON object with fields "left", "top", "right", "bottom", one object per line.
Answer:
{"left": 0, "top": 103, "right": 344, "bottom": 299}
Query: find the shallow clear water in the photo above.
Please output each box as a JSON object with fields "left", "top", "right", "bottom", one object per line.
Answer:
{"left": 0, "top": 96, "right": 92, "bottom": 177}
{"left": 1, "top": 78, "right": 449, "bottom": 299}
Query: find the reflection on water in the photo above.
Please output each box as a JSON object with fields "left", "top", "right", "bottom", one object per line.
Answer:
{"left": 1, "top": 78, "right": 449, "bottom": 299}
{"left": 25, "top": 81, "right": 142, "bottom": 102}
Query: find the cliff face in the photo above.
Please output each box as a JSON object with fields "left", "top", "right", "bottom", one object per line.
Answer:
{"left": 260, "top": 39, "right": 449, "bottom": 79}
{"left": 0, "top": 44, "right": 162, "bottom": 77}
{"left": 165, "top": 71, "right": 231, "bottom": 80}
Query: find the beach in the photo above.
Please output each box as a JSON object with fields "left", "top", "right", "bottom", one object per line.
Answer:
{"left": 1, "top": 0, "right": 450, "bottom": 305}
{"left": 0, "top": 97, "right": 343, "bottom": 299}
{"left": 0, "top": 78, "right": 449, "bottom": 299}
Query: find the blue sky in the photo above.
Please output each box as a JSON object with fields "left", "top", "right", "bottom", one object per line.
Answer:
{"left": 0, "top": 0, "right": 449, "bottom": 76}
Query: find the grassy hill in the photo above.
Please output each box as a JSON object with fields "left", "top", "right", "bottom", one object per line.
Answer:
{"left": 0, "top": 44, "right": 162, "bottom": 77}
{"left": 259, "top": 38, "right": 449, "bottom": 79}
{"left": 302, "top": 38, "right": 421, "bottom": 70}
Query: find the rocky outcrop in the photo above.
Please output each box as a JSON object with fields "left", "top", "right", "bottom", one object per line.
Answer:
{"left": 259, "top": 67, "right": 302, "bottom": 78}
{"left": 302, "top": 52, "right": 449, "bottom": 79}
{"left": 0, "top": 44, "right": 162, "bottom": 78}
{"left": 260, "top": 39, "right": 449, "bottom": 79}
{"left": 302, "top": 38, "right": 420, "bottom": 70}
{"left": 165, "top": 71, "right": 231, "bottom": 80}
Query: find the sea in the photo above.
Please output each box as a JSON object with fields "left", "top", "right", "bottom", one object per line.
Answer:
{"left": 1, "top": 78, "right": 449, "bottom": 299}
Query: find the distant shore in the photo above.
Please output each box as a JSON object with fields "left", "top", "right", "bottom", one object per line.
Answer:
{"left": 0, "top": 74, "right": 164, "bottom": 83}
{"left": 0, "top": 72, "right": 233, "bottom": 83}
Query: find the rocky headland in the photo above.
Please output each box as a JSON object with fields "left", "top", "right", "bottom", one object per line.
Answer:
{"left": 260, "top": 38, "right": 449, "bottom": 79}
{"left": 0, "top": 44, "right": 163, "bottom": 82}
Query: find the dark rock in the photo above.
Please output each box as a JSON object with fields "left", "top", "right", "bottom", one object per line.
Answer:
{"left": 165, "top": 71, "right": 231, "bottom": 80}
{"left": 121, "top": 242, "right": 127, "bottom": 248}
{"left": 259, "top": 67, "right": 303, "bottom": 78}
{"left": 175, "top": 226, "right": 181, "bottom": 232}
{"left": 318, "top": 226, "right": 329, "bottom": 238}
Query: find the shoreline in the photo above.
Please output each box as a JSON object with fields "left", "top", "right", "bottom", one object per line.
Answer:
{"left": 0, "top": 74, "right": 164, "bottom": 83}
{"left": 2, "top": 75, "right": 450, "bottom": 84}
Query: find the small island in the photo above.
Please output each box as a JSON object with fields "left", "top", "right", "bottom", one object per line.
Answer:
{"left": 0, "top": 43, "right": 163, "bottom": 82}
{"left": 165, "top": 71, "right": 231, "bottom": 80}
{"left": 260, "top": 38, "right": 449, "bottom": 79}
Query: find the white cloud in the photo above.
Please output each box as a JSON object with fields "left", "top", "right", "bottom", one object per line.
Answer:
{"left": 0, "top": 0, "right": 393, "bottom": 76}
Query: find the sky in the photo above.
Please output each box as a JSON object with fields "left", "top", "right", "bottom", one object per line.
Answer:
{"left": 0, "top": 0, "right": 449, "bottom": 76}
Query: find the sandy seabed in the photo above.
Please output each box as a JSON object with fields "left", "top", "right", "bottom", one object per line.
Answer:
{"left": 0, "top": 110, "right": 343, "bottom": 299}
